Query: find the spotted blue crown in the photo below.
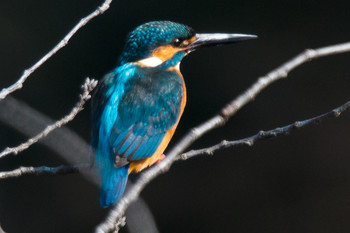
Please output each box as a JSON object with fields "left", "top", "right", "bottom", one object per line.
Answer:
{"left": 118, "top": 21, "right": 195, "bottom": 65}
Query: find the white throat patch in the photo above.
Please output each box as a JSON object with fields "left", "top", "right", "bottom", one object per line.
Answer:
{"left": 174, "top": 62, "right": 180, "bottom": 71}
{"left": 138, "top": 56, "right": 163, "bottom": 67}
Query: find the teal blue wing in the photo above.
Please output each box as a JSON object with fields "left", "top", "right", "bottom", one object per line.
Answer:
{"left": 91, "top": 72, "right": 114, "bottom": 149}
{"left": 91, "top": 68, "right": 132, "bottom": 207}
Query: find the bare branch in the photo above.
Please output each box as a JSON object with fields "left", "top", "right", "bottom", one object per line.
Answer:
{"left": 0, "top": 164, "right": 89, "bottom": 179}
{"left": 95, "top": 41, "right": 350, "bottom": 233}
{"left": 180, "top": 99, "right": 350, "bottom": 160}
{"left": 0, "top": 78, "right": 97, "bottom": 159}
{"left": 0, "top": 0, "right": 112, "bottom": 101}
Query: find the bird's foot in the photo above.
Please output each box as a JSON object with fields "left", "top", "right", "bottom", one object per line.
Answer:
{"left": 155, "top": 154, "right": 166, "bottom": 165}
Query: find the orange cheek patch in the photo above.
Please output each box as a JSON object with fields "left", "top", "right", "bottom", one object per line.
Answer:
{"left": 151, "top": 36, "right": 197, "bottom": 61}
{"left": 152, "top": 45, "right": 182, "bottom": 61}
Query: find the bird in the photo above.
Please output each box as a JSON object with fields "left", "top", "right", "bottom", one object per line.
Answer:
{"left": 91, "top": 21, "right": 256, "bottom": 207}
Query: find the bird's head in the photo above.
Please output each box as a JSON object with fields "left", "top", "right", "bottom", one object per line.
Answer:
{"left": 118, "top": 21, "right": 256, "bottom": 69}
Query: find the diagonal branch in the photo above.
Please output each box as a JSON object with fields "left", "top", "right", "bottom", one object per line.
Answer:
{"left": 180, "top": 99, "right": 350, "bottom": 160}
{"left": 95, "top": 41, "right": 350, "bottom": 233}
{"left": 0, "top": 0, "right": 112, "bottom": 101}
{"left": 220, "top": 41, "right": 350, "bottom": 118}
{"left": 0, "top": 78, "right": 97, "bottom": 160}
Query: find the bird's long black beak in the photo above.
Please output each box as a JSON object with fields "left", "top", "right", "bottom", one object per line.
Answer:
{"left": 186, "top": 33, "right": 257, "bottom": 51}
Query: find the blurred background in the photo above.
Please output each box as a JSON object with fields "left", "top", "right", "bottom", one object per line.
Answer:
{"left": 1, "top": 0, "right": 350, "bottom": 232}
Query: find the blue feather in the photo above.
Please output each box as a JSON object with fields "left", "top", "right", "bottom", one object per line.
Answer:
{"left": 133, "top": 136, "right": 151, "bottom": 159}
{"left": 124, "top": 135, "right": 143, "bottom": 156}
{"left": 97, "top": 149, "right": 129, "bottom": 207}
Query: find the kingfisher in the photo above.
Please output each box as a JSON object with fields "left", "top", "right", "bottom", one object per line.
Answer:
{"left": 91, "top": 21, "right": 256, "bottom": 207}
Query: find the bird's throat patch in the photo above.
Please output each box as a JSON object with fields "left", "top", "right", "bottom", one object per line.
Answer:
{"left": 137, "top": 56, "right": 163, "bottom": 67}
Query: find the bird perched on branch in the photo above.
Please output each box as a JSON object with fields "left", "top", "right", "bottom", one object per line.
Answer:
{"left": 91, "top": 21, "right": 256, "bottom": 207}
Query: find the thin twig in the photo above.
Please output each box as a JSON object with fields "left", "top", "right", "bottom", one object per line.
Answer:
{"left": 95, "top": 41, "right": 350, "bottom": 233}
{"left": 0, "top": 78, "right": 97, "bottom": 159}
{"left": 0, "top": 0, "right": 112, "bottom": 101}
{"left": 180, "top": 99, "right": 350, "bottom": 160}
{"left": 0, "top": 164, "right": 89, "bottom": 179}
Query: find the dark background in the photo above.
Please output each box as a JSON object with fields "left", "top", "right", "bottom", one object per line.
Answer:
{"left": 1, "top": 0, "right": 350, "bottom": 232}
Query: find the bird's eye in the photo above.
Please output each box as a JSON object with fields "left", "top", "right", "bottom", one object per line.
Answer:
{"left": 172, "top": 37, "right": 183, "bottom": 47}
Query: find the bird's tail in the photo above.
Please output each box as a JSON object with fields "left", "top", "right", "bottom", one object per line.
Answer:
{"left": 99, "top": 164, "right": 129, "bottom": 208}
{"left": 95, "top": 143, "right": 129, "bottom": 208}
